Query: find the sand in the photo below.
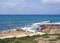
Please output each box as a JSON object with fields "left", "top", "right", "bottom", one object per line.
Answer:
{"left": 0, "top": 30, "right": 45, "bottom": 39}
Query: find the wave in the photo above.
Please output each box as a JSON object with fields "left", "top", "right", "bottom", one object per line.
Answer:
{"left": 20, "top": 21, "right": 60, "bottom": 32}
{"left": 20, "top": 21, "right": 51, "bottom": 32}
{"left": 1, "top": 21, "right": 60, "bottom": 32}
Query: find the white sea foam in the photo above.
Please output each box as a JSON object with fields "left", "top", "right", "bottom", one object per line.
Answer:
{"left": 20, "top": 21, "right": 60, "bottom": 32}
{"left": 20, "top": 21, "right": 50, "bottom": 32}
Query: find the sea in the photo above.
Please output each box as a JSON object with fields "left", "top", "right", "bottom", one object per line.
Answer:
{"left": 0, "top": 15, "right": 60, "bottom": 31}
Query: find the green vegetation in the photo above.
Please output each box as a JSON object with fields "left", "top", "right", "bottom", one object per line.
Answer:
{"left": 49, "top": 34, "right": 60, "bottom": 36}
{"left": 0, "top": 35, "right": 40, "bottom": 43}
{"left": 40, "top": 34, "right": 49, "bottom": 38}
{"left": 0, "top": 34, "right": 60, "bottom": 43}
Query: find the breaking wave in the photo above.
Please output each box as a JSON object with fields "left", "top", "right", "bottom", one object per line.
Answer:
{"left": 1, "top": 20, "right": 60, "bottom": 32}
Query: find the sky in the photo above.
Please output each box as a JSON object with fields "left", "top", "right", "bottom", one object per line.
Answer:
{"left": 0, "top": 0, "right": 60, "bottom": 14}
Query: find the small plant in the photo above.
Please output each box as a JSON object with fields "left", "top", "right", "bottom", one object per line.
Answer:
{"left": 40, "top": 34, "right": 49, "bottom": 38}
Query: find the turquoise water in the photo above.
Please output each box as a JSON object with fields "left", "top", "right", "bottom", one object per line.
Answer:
{"left": 0, "top": 15, "right": 60, "bottom": 31}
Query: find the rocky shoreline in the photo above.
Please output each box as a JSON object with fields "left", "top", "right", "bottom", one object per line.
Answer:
{"left": 0, "top": 29, "right": 45, "bottom": 39}
{"left": 0, "top": 23, "right": 60, "bottom": 39}
{"left": 41, "top": 24, "right": 60, "bottom": 34}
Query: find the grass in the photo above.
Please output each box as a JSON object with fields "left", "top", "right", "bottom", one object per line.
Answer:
{"left": 0, "top": 34, "right": 60, "bottom": 43}
{"left": 40, "top": 34, "right": 49, "bottom": 38}
{"left": 0, "top": 35, "right": 40, "bottom": 43}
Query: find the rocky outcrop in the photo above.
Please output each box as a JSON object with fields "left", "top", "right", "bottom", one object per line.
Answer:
{"left": 41, "top": 25, "right": 60, "bottom": 34}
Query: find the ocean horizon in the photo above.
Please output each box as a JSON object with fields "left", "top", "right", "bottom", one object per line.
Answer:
{"left": 0, "top": 15, "right": 60, "bottom": 31}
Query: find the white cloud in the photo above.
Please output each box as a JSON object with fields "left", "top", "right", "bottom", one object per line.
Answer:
{"left": 4, "top": 0, "right": 26, "bottom": 8}
{"left": 4, "top": 2, "right": 16, "bottom": 8}
{"left": 0, "top": 0, "right": 60, "bottom": 14}
{"left": 0, "top": 0, "right": 27, "bottom": 14}
{"left": 41, "top": 0, "right": 60, "bottom": 7}
{"left": 42, "top": 0, "right": 60, "bottom": 3}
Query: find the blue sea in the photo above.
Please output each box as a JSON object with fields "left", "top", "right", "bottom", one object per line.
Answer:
{"left": 0, "top": 15, "right": 60, "bottom": 31}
